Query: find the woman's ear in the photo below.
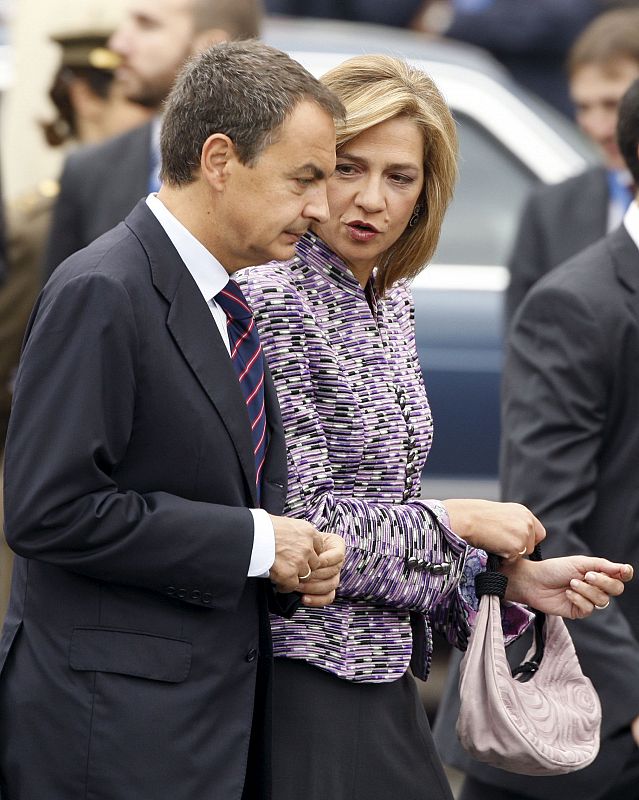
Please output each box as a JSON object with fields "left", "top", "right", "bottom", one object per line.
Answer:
{"left": 201, "top": 133, "right": 235, "bottom": 191}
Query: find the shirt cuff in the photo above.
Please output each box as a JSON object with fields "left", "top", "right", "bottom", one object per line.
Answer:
{"left": 248, "top": 508, "right": 275, "bottom": 578}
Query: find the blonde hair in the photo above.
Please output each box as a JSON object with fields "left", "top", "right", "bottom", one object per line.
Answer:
{"left": 320, "top": 54, "right": 458, "bottom": 294}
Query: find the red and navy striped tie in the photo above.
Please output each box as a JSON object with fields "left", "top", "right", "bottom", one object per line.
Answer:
{"left": 215, "top": 280, "right": 267, "bottom": 500}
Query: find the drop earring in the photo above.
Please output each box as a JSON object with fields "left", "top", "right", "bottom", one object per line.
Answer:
{"left": 409, "top": 204, "right": 422, "bottom": 227}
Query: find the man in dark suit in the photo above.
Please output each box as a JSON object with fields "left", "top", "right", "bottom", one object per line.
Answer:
{"left": 505, "top": 7, "right": 639, "bottom": 323}
{"left": 0, "top": 41, "right": 345, "bottom": 800}
{"left": 434, "top": 77, "right": 639, "bottom": 800}
{"left": 43, "top": 0, "right": 262, "bottom": 277}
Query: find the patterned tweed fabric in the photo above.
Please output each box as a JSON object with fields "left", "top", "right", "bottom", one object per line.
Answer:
{"left": 241, "top": 233, "right": 525, "bottom": 683}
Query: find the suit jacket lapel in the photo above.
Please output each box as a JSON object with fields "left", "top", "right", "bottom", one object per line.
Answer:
{"left": 608, "top": 224, "right": 639, "bottom": 297}
{"left": 125, "top": 200, "right": 258, "bottom": 505}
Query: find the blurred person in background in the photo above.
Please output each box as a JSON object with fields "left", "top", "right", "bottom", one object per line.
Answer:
{"left": 435, "top": 75, "right": 639, "bottom": 800}
{"left": 504, "top": 7, "right": 639, "bottom": 323}
{"left": 0, "top": 29, "right": 152, "bottom": 625}
{"left": 412, "top": 0, "right": 600, "bottom": 117}
{"left": 240, "top": 53, "right": 633, "bottom": 800}
{"left": 43, "top": 0, "right": 262, "bottom": 277}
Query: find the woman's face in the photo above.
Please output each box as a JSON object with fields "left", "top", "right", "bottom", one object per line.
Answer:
{"left": 312, "top": 115, "right": 425, "bottom": 286}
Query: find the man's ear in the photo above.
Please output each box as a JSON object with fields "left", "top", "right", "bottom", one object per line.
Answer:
{"left": 192, "top": 27, "right": 230, "bottom": 54}
{"left": 201, "top": 133, "right": 235, "bottom": 190}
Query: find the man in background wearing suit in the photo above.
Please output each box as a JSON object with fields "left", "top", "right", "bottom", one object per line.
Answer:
{"left": 505, "top": 7, "right": 639, "bottom": 323}
{"left": 43, "top": 0, "right": 262, "bottom": 277}
{"left": 0, "top": 41, "right": 345, "bottom": 800}
{"left": 435, "top": 77, "right": 639, "bottom": 800}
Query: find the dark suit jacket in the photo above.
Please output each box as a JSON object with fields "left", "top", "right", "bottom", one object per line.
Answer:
{"left": 43, "top": 121, "right": 152, "bottom": 278}
{"left": 505, "top": 166, "right": 608, "bottom": 324}
{"left": 0, "top": 200, "right": 289, "bottom": 800}
{"left": 434, "top": 224, "right": 639, "bottom": 799}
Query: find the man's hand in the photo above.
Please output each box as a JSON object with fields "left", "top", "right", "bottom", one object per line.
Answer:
{"left": 268, "top": 515, "right": 322, "bottom": 593}
{"left": 298, "top": 532, "right": 345, "bottom": 608}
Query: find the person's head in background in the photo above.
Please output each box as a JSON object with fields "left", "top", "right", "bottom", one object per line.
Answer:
{"left": 615, "top": 77, "right": 639, "bottom": 189}
{"left": 109, "top": 0, "right": 263, "bottom": 111}
{"left": 568, "top": 8, "right": 639, "bottom": 171}
{"left": 41, "top": 30, "right": 152, "bottom": 147}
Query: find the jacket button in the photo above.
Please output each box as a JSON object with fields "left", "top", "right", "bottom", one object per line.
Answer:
{"left": 418, "top": 558, "right": 431, "bottom": 571}
{"left": 202, "top": 593, "right": 212, "bottom": 604}
{"left": 190, "top": 590, "right": 201, "bottom": 601}
{"left": 177, "top": 588, "right": 186, "bottom": 599}
{"left": 166, "top": 586, "right": 176, "bottom": 596}
{"left": 406, "top": 556, "right": 419, "bottom": 569}
{"left": 402, "top": 489, "right": 411, "bottom": 501}
{"left": 246, "top": 648, "right": 257, "bottom": 662}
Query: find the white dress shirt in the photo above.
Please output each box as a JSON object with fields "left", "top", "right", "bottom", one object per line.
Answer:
{"left": 624, "top": 198, "right": 639, "bottom": 250}
{"left": 146, "top": 193, "right": 275, "bottom": 577}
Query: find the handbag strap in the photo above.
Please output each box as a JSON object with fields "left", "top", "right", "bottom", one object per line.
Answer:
{"left": 475, "top": 545, "right": 546, "bottom": 683}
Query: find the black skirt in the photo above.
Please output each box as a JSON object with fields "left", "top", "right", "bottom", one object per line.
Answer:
{"left": 272, "top": 657, "right": 454, "bottom": 800}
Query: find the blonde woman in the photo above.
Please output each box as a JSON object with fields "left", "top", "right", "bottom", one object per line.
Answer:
{"left": 240, "top": 55, "right": 632, "bottom": 800}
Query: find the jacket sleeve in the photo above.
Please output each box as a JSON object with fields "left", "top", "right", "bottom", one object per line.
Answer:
{"left": 42, "top": 153, "right": 88, "bottom": 280}
{"left": 3, "top": 268, "right": 254, "bottom": 612}
{"left": 504, "top": 187, "right": 552, "bottom": 326}
{"left": 502, "top": 275, "right": 639, "bottom": 735}
{"left": 243, "top": 274, "right": 486, "bottom": 647}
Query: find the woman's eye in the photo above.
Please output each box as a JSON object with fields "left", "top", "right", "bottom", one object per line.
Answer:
{"left": 335, "top": 164, "right": 357, "bottom": 176}
{"left": 390, "top": 174, "right": 413, "bottom": 185}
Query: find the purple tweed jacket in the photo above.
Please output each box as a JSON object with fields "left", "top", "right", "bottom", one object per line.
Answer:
{"left": 241, "top": 233, "right": 524, "bottom": 683}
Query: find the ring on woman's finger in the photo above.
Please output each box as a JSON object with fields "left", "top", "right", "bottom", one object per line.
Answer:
{"left": 299, "top": 567, "right": 312, "bottom": 581}
{"left": 518, "top": 547, "right": 527, "bottom": 556}
{"left": 594, "top": 600, "right": 610, "bottom": 610}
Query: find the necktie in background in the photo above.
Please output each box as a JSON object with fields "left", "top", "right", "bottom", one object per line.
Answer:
{"left": 214, "top": 280, "right": 267, "bottom": 500}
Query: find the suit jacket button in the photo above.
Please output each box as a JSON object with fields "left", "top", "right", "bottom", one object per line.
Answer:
{"left": 166, "top": 586, "right": 176, "bottom": 596}
{"left": 190, "top": 590, "right": 201, "bottom": 601}
{"left": 202, "top": 593, "right": 212, "bottom": 604}
{"left": 177, "top": 588, "right": 186, "bottom": 598}
{"left": 246, "top": 648, "right": 257, "bottom": 662}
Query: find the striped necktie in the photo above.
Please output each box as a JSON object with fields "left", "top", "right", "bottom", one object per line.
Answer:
{"left": 215, "top": 280, "right": 267, "bottom": 499}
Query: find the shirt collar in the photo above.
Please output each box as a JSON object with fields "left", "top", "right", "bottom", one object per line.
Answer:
{"left": 623, "top": 198, "right": 639, "bottom": 251}
{"left": 145, "top": 193, "right": 229, "bottom": 302}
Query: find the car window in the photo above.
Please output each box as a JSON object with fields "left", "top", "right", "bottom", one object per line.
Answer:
{"left": 434, "top": 112, "right": 537, "bottom": 267}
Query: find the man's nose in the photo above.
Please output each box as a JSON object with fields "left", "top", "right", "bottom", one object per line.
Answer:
{"left": 305, "top": 188, "right": 330, "bottom": 224}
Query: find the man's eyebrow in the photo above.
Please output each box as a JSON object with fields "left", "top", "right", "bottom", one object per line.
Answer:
{"left": 290, "top": 163, "right": 327, "bottom": 180}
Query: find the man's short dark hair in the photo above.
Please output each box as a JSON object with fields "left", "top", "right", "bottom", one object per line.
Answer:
{"left": 160, "top": 40, "right": 344, "bottom": 186}
{"left": 617, "top": 78, "right": 639, "bottom": 185}
{"left": 567, "top": 9, "right": 639, "bottom": 78}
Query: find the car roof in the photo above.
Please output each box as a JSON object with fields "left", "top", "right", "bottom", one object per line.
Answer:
{"left": 263, "top": 16, "right": 599, "bottom": 182}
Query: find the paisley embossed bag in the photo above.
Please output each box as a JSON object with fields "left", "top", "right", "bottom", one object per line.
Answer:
{"left": 456, "top": 551, "right": 602, "bottom": 775}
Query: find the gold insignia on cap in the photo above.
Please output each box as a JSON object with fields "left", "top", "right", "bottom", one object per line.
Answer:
{"left": 88, "top": 47, "right": 121, "bottom": 70}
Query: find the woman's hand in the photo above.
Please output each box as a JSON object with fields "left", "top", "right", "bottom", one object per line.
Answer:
{"left": 442, "top": 498, "right": 546, "bottom": 560}
{"left": 501, "top": 556, "right": 634, "bottom": 618}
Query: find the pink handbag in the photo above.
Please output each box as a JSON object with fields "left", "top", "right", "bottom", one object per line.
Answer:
{"left": 456, "top": 552, "right": 602, "bottom": 775}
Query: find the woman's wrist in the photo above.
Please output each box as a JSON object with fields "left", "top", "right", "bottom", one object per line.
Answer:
{"left": 499, "top": 557, "right": 533, "bottom": 604}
